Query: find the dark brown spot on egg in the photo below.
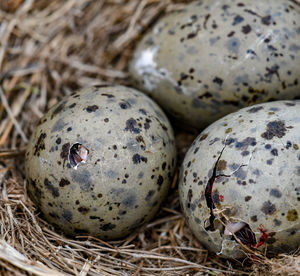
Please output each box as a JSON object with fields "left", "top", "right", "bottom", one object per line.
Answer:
{"left": 49, "top": 212, "right": 60, "bottom": 219}
{"left": 132, "top": 154, "right": 147, "bottom": 164}
{"left": 213, "top": 77, "right": 223, "bottom": 86}
{"left": 200, "top": 133, "right": 208, "bottom": 141}
{"left": 157, "top": 175, "right": 164, "bottom": 186}
{"left": 188, "top": 189, "right": 193, "bottom": 202}
{"left": 203, "top": 14, "right": 210, "bottom": 29}
{"left": 86, "top": 105, "right": 99, "bottom": 113}
{"left": 261, "top": 200, "right": 276, "bottom": 215}
{"left": 241, "top": 24, "right": 251, "bottom": 34}
{"left": 261, "top": 120, "right": 287, "bottom": 140}
{"left": 100, "top": 223, "right": 116, "bottom": 231}
{"left": 119, "top": 101, "right": 131, "bottom": 109}
{"left": 125, "top": 118, "right": 140, "bottom": 134}
{"left": 51, "top": 101, "right": 67, "bottom": 119}
{"left": 44, "top": 178, "right": 59, "bottom": 198}
{"left": 59, "top": 178, "right": 70, "bottom": 187}
{"left": 136, "top": 135, "right": 144, "bottom": 144}
{"left": 227, "top": 31, "right": 235, "bottom": 37}
{"left": 198, "top": 92, "right": 212, "bottom": 99}
{"left": 78, "top": 206, "right": 90, "bottom": 214}
{"left": 265, "top": 64, "right": 280, "bottom": 81}
{"left": 145, "top": 190, "right": 155, "bottom": 201}
{"left": 270, "top": 149, "right": 278, "bottom": 156}
{"left": 101, "top": 93, "right": 114, "bottom": 98}
{"left": 261, "top": 15, "right": 272, "bottom": 25}
{"left": 247, "top": 106, "right": 263, "bottom": 113}
{"left": 37, "top": 118, "right": 47, "bottom": 126}
{"left": 251, "top": 215, "right": 258, "bottom": 222}
{"left": 33, "top": 133, "right": 47, "bottom": 156}
{"left": 89, "top": 216, "right": 101, "bottom": 220}
{"left": 245, "top": 196, "right": 252, "bottom": 202}
{"left": 60, "top": 143, "right": 70, "bottom": 167}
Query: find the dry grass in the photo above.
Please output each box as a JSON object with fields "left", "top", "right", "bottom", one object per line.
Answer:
{"left": 0, "top": 0, "right": 299, "bottom": 275}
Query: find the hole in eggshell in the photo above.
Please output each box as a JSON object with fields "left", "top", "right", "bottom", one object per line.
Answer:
{"left": 224, "top": 221, "right": 257, "bottom": 247}
{"left": 69, "top": 143, "right": 89, "bottom": 169}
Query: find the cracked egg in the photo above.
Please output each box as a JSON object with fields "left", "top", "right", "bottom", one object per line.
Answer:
{"left": 179, "top": 100, "right": 300, "bottom": 258}
{"left": 25, "top": 85, "right": 176, "bottom": 239}
{"left": 129, "top": 0, "right": 300, "bottom": 129}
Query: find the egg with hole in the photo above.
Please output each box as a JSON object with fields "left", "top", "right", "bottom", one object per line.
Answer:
{"left": 25, "top": 85, "right": 176, "bottom": 239}
{"left": 130, "top": 0, "right": 300, "bottom": 129}
{"left": 179, "top": 100, "right": 300, "bottom": 258}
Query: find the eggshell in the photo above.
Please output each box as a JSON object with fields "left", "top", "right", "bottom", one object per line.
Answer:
{"left": 130, "top": 0, "right": 300, "bottom": 129}
{"left": 179, "top": 100, "right": 300, "bottom": 258}
{"left": 25, "top": 85, "right": 176, "bottom": 239}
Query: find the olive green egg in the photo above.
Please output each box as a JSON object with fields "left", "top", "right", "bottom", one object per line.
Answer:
{"left": 179, "top": 100, "right": 300, "bottom": 258}
{"left": 130, "top": 0, "right": 300, "bottom": 129}
{"left": 25, "top": 85, "right": 176, "bottom": 239}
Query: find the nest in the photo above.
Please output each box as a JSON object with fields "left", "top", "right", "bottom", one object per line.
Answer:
{"left": 0, "top": 0, "right": 299, "bottom": 275}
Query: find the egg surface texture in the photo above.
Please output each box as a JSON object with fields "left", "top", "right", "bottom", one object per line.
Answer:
{"left": 25, "top": 86, "right": 176, "bottom": 239}
{"left": 130, "top": 0, "right": 300, "bottom": 129}
{"left": 179, "top": 100, "right": 300, "bottom": 258}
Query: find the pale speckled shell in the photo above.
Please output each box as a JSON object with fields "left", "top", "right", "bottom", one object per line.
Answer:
{"left": 130, "top": 0, "right": 300, "bottom": 129}
{"left": 25, "top": 86, "right": 176, "bottom": 240}
{"left": 179, "top": 100, "right": 300, "bottom": 258}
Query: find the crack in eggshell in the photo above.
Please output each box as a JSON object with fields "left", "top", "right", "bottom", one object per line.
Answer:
{"left": 202, "top": 140, "right": 260, "bottom": 258}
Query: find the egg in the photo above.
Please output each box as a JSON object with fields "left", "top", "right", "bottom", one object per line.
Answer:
{"left": 129, "top": 0, "right": 300, "bottom": 129}
{"left": 25, "top": 85, "right": 176, "bottom": 239}
{"left": 179, "top": 100, "right": 300, "bottom": 258}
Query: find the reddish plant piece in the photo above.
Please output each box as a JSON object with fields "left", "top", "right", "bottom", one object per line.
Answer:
{"left": 250, "top": 254, "right": 259, "bottom": 261}
{"left": 218, "top": 194, "right": 224, "bottom": 202}
{"left": 252, "top": 224, "right": 268, "bottom": 248}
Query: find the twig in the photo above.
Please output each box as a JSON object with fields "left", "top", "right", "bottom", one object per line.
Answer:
{"left": 0, "top": 86, "right": 28, "bottom": 143}
{"left": 0, "top": 148, "right": 26, "bottom": 159}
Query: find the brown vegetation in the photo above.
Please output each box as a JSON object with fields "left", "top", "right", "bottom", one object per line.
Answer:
{"left": 0, "top": 0, "right": 299, "bottom": 275}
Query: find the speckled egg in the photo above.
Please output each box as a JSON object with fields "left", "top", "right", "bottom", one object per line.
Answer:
{"left": 179, "top": 100, "right": 300, "bottom": 258}
{"left": 130, "top": 0, "right": 300, "bottom": 129}
{"left": 25, "top": 85, "right": 176, "bottom": 239}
